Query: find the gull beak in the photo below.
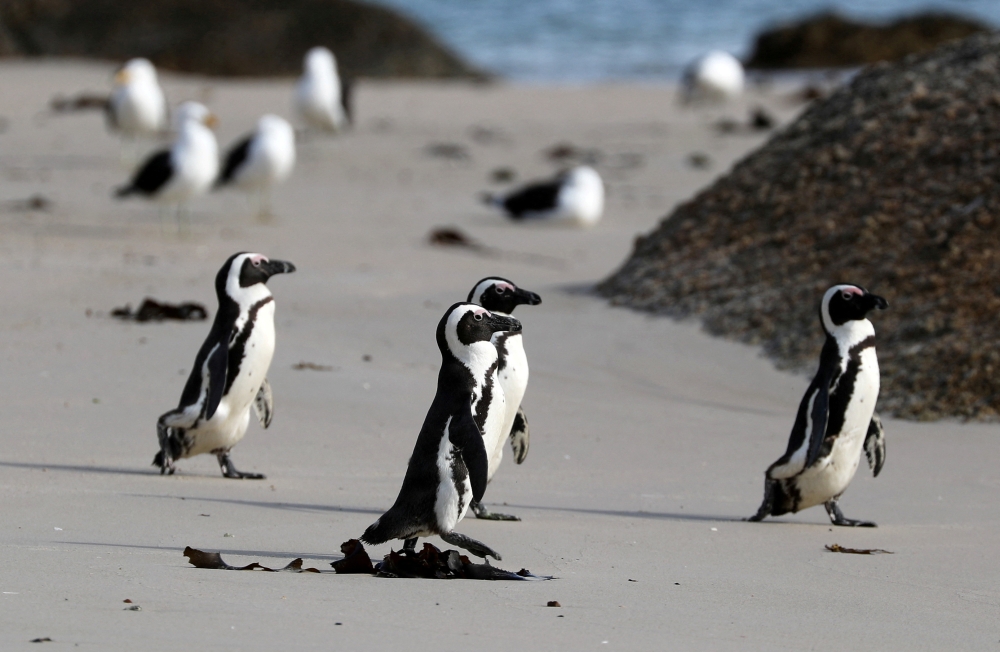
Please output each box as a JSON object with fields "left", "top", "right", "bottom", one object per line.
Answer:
{"left": 114, "top": 69, "right": 130, "bottom": 85}
{"left": 203, "top": 113, "right": 219, "bottom": 129}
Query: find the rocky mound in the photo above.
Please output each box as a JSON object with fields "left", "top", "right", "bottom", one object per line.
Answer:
{"left": 599, "top": 33, "right": 1000, "bottom": 421}
{"left": 0, "top": 0, "right": 485, "bottom": 79}
{"left": 746, "top": 11, "right": 992, "bottom": 69}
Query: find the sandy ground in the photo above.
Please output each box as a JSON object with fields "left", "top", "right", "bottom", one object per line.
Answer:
{"left": 0, "top": 60, "right": 996, "bottom": 650}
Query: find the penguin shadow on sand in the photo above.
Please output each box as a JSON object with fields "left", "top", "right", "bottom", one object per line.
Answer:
{"left": 498, "top": 502, "right": 750, "bottom": 524}
{"left": 127, "top": 493, "right": 384, "bottom": 518}
{"left": 0, "top": 460, "right": 153, "bottom": 477}
{"left": 61, "top": 540, "right": 341, "bottom": 562}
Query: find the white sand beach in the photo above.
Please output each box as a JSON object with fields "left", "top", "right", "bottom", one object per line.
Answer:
{"left": 0, "top": 61, "right": 996, "bottom": 650}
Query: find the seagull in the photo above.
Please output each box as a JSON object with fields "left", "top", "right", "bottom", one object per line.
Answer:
{"left": 682, "top": 51, "right": 745, "bottom": 103}
{"left": 482, "top": 165, "right": 605, "bottom": 227}
{"left": 295, "top": 46, "right": 350, "bottom": 133}
{"left": 216, "top": 115, "right": 296, "bottom": 219}
{"left": 114, "top": 101, "right": 219, "bottom": 230}
{"left": 108, "top": 58, "right": 168, "bottom": 162}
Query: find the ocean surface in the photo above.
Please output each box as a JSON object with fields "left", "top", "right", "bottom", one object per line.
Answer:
{"left": 374, "top": 0, "right": 1000, "bottom": 82}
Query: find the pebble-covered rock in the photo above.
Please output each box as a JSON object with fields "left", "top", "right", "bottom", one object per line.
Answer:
{"left": 599, "top": 33, "right": 1000, "bottom": 421}
{"left": 745, "top": 11, "right": 992, "bottom": 69}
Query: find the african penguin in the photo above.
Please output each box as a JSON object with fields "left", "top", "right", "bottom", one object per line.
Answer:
{"left": 295, "top": 46, "right": 351, "bottom": 133}
{"left": 361, "top": 303, "right": 522, "bottom": 560}
{"left": 108, "top": 58, "right": 168, "bottom": 163}
{"left": 748, "top": 284, "right": 888, "bottom": 526}
{"left": 216, "top": 114, "right": 296, "bottom": 218}
{"left": 482, "top": 165, "right": 604, "bottom": 226}
{"left": 682, "top": 50, "right": 745, "bottom": 103}
{"left": 115, "top": 101, "right": 219, "bottom": 228}
{"left": 466, "top": 277, "right": 542, "bottom": 520}
{"left": 153, "top": 252, "right": 296, "bottom": 479}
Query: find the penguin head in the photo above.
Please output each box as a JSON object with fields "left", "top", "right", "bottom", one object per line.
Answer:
{"left": 821, "top": 284, "right": 888, "bottom": 333}
{"left": 468, "top": 277, "right": 541, "bottom": 315}
{"left": 216, "top": 253, "right": 296, "bottom": 302}
{"left": 437, "top": 302, "right": 521, "bottom": 364}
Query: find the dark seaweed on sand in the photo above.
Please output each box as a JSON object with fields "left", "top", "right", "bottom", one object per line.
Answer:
{"left": 183, "top": 541, "right": 551, "bottom": 580}
{"left": 112, "top": 299, "right": 207, "bottom": 322}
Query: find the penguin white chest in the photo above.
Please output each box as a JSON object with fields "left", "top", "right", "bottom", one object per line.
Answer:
{"left": 490, "top": 334, "right": 528, "bottom": 477}
{"left": 796, "top": 348, "right": 880, "bottom": 509}
{"left": 434, "top": 418, "right": 473, "bottom": 533}
{"left": 226, "top": 301, "right": 276, "bottom": 412}
{"left": 189, "top": 301, "right": 276, "bottom": 456}
{"left": 474, "top": 371, "right": 507, "bottom": 480}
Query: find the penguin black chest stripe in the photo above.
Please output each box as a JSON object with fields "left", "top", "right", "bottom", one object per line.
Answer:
{"left": 225, "top": 296, "right": 274, "bottom": 394}
{"left": 473, "top": 359, "right": 499, "bottom": 431}
{"left": 493, "top": 333, "right": 510, "bottom": 372}
{"left": 825, "top": 335, "right": 877, "bottom": 446}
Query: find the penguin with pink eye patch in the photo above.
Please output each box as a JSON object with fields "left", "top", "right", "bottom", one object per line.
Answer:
{"left": 466, "top": 277, "right": 542, "bottom": 521}
{"left": 749, "top": 284, "right": 888, "bottom": 526}
{"left": 154, "top": 252, "right": 295, "bottom": 479}
{"left": 362, "top": 303, "right": 521, "bottom": 560}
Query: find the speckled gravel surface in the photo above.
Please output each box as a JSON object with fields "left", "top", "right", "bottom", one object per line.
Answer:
{"left": 600, "top": 33, "right": 1000, "bottom": 421}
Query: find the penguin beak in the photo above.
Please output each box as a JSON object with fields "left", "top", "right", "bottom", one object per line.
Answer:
{"left": 261, "top": 259, "right": 296, "bottom": 278}
{"left": 513, "top": 288, "right": 542, "bottom": 307}
{"left": 866, "top": 293, "right": 888, "bottom": 312}
{"left": 486, "top": 313, "right": 522, "bottom": 334}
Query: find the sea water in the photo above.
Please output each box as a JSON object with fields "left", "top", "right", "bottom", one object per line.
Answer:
{"left": 374, "top": 0, "right": 1000, "bottom": 81}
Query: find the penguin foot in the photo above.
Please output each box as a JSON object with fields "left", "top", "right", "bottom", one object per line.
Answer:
{"left": 746, "top": 479, "right": 776, "bottom": 522}
{"left": 471, "top": 500, "right": 521, "bottom": 521}
{"left": 825, "top": 500, "right": 876, "bottom": 527}
{"left": 152, "top": 450, "right": 176, "bottom": 475}
{"left": 217, "top": 452, "right": 266, "bottom": 480}
{"left": 439, "top": 531, "right": 502, "bottom": 561}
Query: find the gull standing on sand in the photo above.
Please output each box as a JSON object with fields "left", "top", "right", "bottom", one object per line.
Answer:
{"left": 295, "top": 46, "right": 350, "bottom": 132}
{"left": 114, "top": 101, "right": 219, "bottom": 228}
{"left": 482, "top": 165, "right": 604, "bottom": 226}
{"left": 108, "top": 58, "right": 168, "bottom": 161}
{"left": 748, "top": 284, "right": 888, "bottom": 527}
{"left": 361, "top": 303, "right": 521, "bottom": 561}
{"left": 682, "top": 51, "right": 745, "bottom": 103}
{"left": 154, "top": 252, "right": 296, "bottom": 479}
{"left": 216, "top": 114, "right": 296, "bottom": 218}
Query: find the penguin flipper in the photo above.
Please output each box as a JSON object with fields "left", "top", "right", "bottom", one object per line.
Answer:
{"left": 253, "top": 378, "right": 274, "bottom": 429}
{"left": 864, "top": 412, "right": 886, "bottom": 477}
{"left": 203, "top": 341, "right": 229, "bottom": 421}
{"left": 509, "top": 405, "right": 530, "bottom": 464}
{"left": 450, "top": 402, "right": 489, "bottom": 503}
{"left": 804, "top": 377, "right": 831, "bottom": 468}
